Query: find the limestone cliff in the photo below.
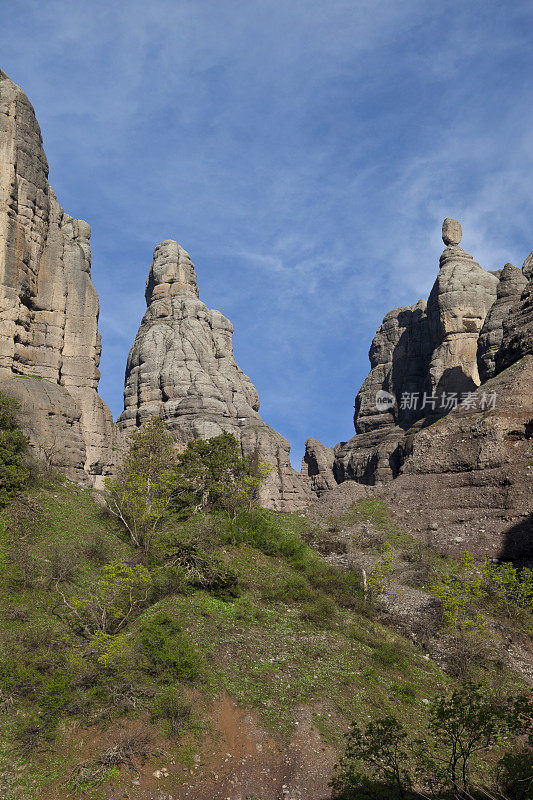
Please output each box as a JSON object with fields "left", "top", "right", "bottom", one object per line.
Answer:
{"left": 118, "top": 240, "right": 309, "bottom": 511}
{"left": 0, "top": 70, "right": 115, "bottom": 483}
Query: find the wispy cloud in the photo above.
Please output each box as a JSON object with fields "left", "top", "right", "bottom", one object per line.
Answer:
{"left": 2, "top": 0, "right": 532, "bottom": 466}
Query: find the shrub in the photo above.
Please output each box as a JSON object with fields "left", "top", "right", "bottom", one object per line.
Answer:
{"left": 302, "top": 560, "right": 363, "bottom": 609}
{"left": 366, "top": 544, "right": 394, "bottom": 599}
{"left": 0, "top": 656, "right": 39, "bottom": 696}
{"left": 260, "top": 573, "right": 315, "bottom": 603}
{"left": 371, "top": 642, "right": 406, "bottom": 668}
{"left": 162, "top": 532, "right": 240, "bottom": 599}
{"left": 0, "top": 392, "right": 29, "bottom": 506}
{"left": 483, "top": 560, "right": 533, "bottom": 617}
{"left": 495, "top": 749, "right": 533, "bottom": 800}
{"left": 224, "top": 510, "right": 307, "bottom": 563}
{"left": 151, "top": 688, "right": 193, "bottom": 737}
{"left": 57, "top": 560, "right": 152, "bottom": 636}
{"left": 139, "top": 611, "right": 200, "bottom": 681}
{"left": 331, "top": 715, "right": 411, "bottom": 800}
{"left": 432, "top": 552, "right": 488, "bottom": 633}
{"left": 37, "top": 670, "right": 74, "bottom": 719}
{"left": 45, "top": 544, "right": 80, "bottom": 584}
{"left": 84, "top": 532, "right": 112, "bottom": 565}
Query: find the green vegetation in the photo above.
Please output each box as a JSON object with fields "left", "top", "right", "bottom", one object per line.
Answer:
{"left": 0, "top": 478, "right": 450, "bottom": 796}
{"left": 0, "top": 392, "right": 28, "bottom": 506}
{"left": 331, "top": 683, "right": 533, "bottom": 800}
{"left": 0, "top": 421, "right": 529, "bottom": 799}
{"left": 105, "top": 416, "right": 176, "bottom": 549}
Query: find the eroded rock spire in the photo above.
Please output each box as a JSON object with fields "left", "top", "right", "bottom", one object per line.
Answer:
{"left": 119, "top": 239, "right": 310, "bottom": 510}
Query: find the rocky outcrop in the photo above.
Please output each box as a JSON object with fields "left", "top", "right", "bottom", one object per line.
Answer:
{"left": 0, "top": 374, "right": 86, "bottom": 479}
{"left": 301, "top": 438, "right": 336, "bottom": 495}
{"left": 426, "top": 219, "right": 498, "bottom": 398}
{"left": 316, "top": 218, "right": 533, "bottom": 558}
{"left": 353, "top": 300, "right": 432, "bottom": 433}
{"left": 477, "top": 263, "right": 527, "bottom": 382}
{"left": 118, "top": 240, "right": 309, "bottom": 510}
{"left": 495, "top": 254, "right": 533, "bottom": 374}
{"left": 382, "top": 356, "right": 533, "bottom": 559}
{"left": 327, "top": 219, "right": 519, "bottom": 489}
{"left": 0, "top": 70, "right": 115, "bottom": 484}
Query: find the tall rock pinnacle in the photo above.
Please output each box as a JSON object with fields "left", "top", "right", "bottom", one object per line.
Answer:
{"left": 119, "top": 240, "right": 309, "bottom": 510}
{"left": 427, "top": 218, "right": 498, "bottom": 395}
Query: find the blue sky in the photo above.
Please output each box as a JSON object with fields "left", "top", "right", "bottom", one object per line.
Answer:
{"left": 2, "top": 0, "right": 533, "bottom": 466}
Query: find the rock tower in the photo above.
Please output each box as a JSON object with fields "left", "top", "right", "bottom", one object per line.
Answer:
{"left": 118, "top": 240, "right": 310, "bottom": 510}
{"left": 0, "top": 70, "right": 115, "bottom": 483}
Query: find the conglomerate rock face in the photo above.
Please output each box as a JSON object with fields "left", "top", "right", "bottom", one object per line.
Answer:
{"left": 0, "top": 70, "right": 115, "bottom": 483}
{"left": 495, "top": 253, "right": 533, "bottom": 375}
{"left": 477, "top": 262, "right": 527, "bottom": 382}
{"left": 118, "top": 240, "right": 309, "bottom": 511}
{"left": 314, "top": 219, "right": 532, "bottom": 496}
{"left": 353, "top": 299, "right": 432, "bottom": 434}
{"left": 426, "top": 230, "right": 498, "bottom": 398}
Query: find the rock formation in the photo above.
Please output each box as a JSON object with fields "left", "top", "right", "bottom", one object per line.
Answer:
{"left": 477, "top": 262, "right": 527, "bottom": 382}
{"left": 426, "top": 219, "right": 498, "bottom": 398}
{"left": 301, "top": 438, "right": 336, "bottom": 495}
{"left": 313, "top": 218, "right": 531, "bottom": 492}
{"left": 308, "top": 217, "right": 533, "bottom": 558}
{"left": 495, "top": 251, "right": 533, "bottom": 374}
{"left": 0, "top": 70, "right": 115, "bottom": 483}
{"left": 118, "top": 239, "right": 309, "bottom": 510}
{"left": 353, "top": 299, "right": 432, "bottom": 433}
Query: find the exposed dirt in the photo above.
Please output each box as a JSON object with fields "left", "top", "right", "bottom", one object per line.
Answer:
{"left": 28, "top": 696, "right": 336, "bottom": 800}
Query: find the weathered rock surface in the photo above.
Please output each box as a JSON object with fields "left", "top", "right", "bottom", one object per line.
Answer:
{"left": 495, "top": 255, "right": 533, "bottom": 374}
{"left": 0, "top": 70, "right": 115, "bottom": 484}
{"left": 119, "top": 240, "right": 309, "bottom": 510}
{"left": 330, "top": 220, "right": 504, "bottom": 488}
{"left": 353, "top": 299, "right": 432, "bottom": 433}
{"left": 477, "top": 263, "right": 527, "bottom": 382}
{"left": 301, "top": 437, "right": 336, "bottom": 495}
{"left": 384, "top": 356, "right": 533, "bottom": 559}
{"left": 318, "top": 219, "right": 532, "bottom": 558}
{"left": 426, "top": 228, "right": 498, "bottom": 398}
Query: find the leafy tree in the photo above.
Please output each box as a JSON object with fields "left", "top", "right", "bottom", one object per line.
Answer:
{"left": 56, "top": 560, "right": 152, "bottom": 636}
{"left": 426, "top": 683, "right": 531, "bottom": 797}
{"left": 0, "top": 392, "right": 28, "bottom": 506}
{"left": 106, "top": 417, "right": 176, "bottom": 549}
{"left": 331, "top": 686, "right": 532, "bottom": 800}
{"left": 331, "top": 716, "right": 411, "bottom": 800}
{"left": 173, "top": 432, "right": 267, "bottom": 516}
{"left": 495, "top": 750, "right": 533, "bottom": 800}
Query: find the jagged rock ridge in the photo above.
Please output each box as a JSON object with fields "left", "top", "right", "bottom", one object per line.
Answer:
{"left": 118, "top": 239, "right": 309, "bottom": 510}
{"left": 0, "top": 70, "right": 115, "bottom": 483}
